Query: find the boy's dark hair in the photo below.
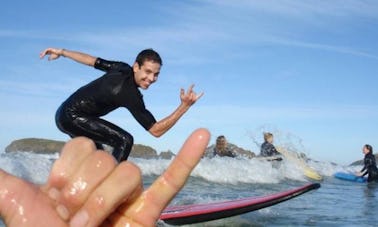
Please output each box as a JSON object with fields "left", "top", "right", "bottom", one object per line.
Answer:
{"left": 135, "top": 49, "right": 162, "bottom": 67}
{"left": 216, "top": 135, "right": 226, "bottom": 141}
{"left": 365, "top": 144, "right": 373, "bottom": 153}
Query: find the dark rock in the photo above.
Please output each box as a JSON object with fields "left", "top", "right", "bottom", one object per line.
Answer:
{"left": 5, "top": 138, "right": 166, "bottom": 159}
{"left": 350, "top": 160, "right": 364, "bottom": 166}
{"left": 350, "top": 154, "right": 378, "bottom": 166}
{"left": 129, "top": 144, "right": 158, "bottom": 159}
{"left": 5, "top": 138, "right": 65, "bottom": 154}
{"left": 5, "top": 138, "right": 253, "bottom": 160}
{"left": 159, "top": 150, "right": 175, "bottom": 159}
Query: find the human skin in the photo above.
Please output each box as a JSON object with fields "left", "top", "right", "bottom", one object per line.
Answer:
{"left": 0, "top": 128, "right": 210, "bottom": 227}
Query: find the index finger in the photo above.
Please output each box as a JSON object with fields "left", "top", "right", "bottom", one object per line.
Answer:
{"left": 187, "top": 84, "right": 195, "bottom": 93}
{"left": 156, "top": 128, "right": 210, "bottom": 193}
{"left": 124, "top": 128, "right": 210, "bottom": 224}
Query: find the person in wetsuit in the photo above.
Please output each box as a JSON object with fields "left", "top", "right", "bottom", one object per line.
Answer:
{"left": 260, "top": 132, "right": 282, "bottom": 161}
{"left": 260, "top": 132, "right": 280, "bottom": 157}
{"left": 213, "top": 135, "right": 236, "bottom": 158}
{"left": 357, "top": 144, "right": 378, "bottom": 182}
{"left": 40, "top": 47, "right": 203, "bottom": 162}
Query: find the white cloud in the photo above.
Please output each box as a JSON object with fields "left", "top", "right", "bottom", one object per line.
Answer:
{"left": 265, "top": 38, "right": 378, "bottom": 60}
{"left": 2, "top": 0, "right": 377, "bottom": 64}
{"left": 205, "top": 0, "right": 378, "bottom": 18}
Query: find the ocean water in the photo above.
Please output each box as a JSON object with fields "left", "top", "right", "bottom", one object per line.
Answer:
{"left": 1, "top": 151, "right": 377, "bottom": 227}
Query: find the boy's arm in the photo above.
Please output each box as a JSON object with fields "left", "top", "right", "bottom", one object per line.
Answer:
{"left": 149, "top": 103, "right": 189, "bottom": 137}
{"left": 148, "top": 85, "right": 203, "bottom": 137}
{"left": 40, "top": 48, "right": 97, "bottom": 67}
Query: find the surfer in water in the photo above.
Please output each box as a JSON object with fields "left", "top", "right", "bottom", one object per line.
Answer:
{"left": 213, "top": 135, "right": 236, "bottom": 157}
{"left": 357, "top": 144, "right": 378, "bottom": 182}
{"left": 260, "top": 132, "right": 281, "bottom": 156}
{"left": 40, "top": 48, "right": 203, "bottom": 162}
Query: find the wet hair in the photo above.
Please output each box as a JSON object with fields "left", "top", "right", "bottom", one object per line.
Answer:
{"left": 215, "top": 135, "right": 227, "bottom": 151}
{"left": 216, "top": 135, "right": 226, "bottom": 141}
{"left": 135, "top": 49, "right": 162, "bottom": 67}
{"left": 364, "top": 144, "right": 373, "bottom": 153}
{"left": 263, "top": 132, "right": 273, "bottom": 142}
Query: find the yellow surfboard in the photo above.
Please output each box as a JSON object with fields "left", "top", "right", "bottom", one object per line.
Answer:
{"left": 277, "top": 148, "right": 323, "bottom": 181}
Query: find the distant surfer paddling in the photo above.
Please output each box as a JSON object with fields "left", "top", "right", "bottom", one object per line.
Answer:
{"left": 213, "top": 135, "right": 236, "bottom": 158}
{"left": 40, "top": 48, "right": 203, "bottom": 162}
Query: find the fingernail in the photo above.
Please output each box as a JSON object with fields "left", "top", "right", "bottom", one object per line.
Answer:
{"left": 48, "top": 187, "right": 60, "bottom": 201}
{"left": 70, "top": 209, "right": 89, "bottom": 227}
{"left": 56, "top": 204, "right": 70, "bottom": 221}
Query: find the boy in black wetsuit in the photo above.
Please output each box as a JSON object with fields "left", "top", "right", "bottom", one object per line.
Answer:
{"left": 357, "top": 144, "right": 378, "bottom": 182}
{"left": 260, "top": 132, "right": 280, "bottom": 157}
{"left": 260, "top": 132, "right": 282, "bottom": 161}
{"left": 40, "top": 48, "right": 203, "bottom": 162}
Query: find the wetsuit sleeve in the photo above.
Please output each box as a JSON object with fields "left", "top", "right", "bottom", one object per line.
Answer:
{"left": 127, "top": 98, "right": 157, "bottom": 131}
{"left": 361, "top": 156, "right": 375, "bottom": 177}
{"left": 94, "top": 58, "right": 127, "bottom": 72}
{"left": 212, "top": 148, "right": 217, "bottom": 157}
{"left": 229, "top": 149, "right": 237, "bottom": 158}
{"left": 361, "top": 165, "right": 368, "bottom": 177}
{"left": 260, "top": 143, "right": 268, "bottom": 157}
{"left": 135, "top": 109, "right": 157, "bottom": 131}
{"left": 360, "top": 165, "right": 366, "bottom": 173}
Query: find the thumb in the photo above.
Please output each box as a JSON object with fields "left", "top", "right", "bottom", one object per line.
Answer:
{"left": 0, "top": 169, "right": 33, "bottom": 225}
{"left": 48, "top": 54, "right": 59, "bottom": 61}
{"left": 0, "top": 169, "right": 67, "bottom": 226}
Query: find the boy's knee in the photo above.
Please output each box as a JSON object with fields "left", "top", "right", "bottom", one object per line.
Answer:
{"left": 122, "top": 134, "right": 134, "bottom": 147}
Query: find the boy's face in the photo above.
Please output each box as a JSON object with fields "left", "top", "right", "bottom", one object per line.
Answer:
{"left": 362, "top": 146, "right": 369, "bottom": 154}
{"left": 267, "top": 137, "right": 273, "bottom": 143}
{"left": 133, "top": 60, "right": 161, "bottom": 90}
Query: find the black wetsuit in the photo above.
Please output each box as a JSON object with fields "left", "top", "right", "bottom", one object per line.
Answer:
{"left": 361, "top": 152, "right": 378, "bottom": 182}
{"left": 213, "top": 148, "right": 236, "bottom": 158}
{"left": 55, "top": 58, "right": 156, "bottom": 162}
{"left": 260, "top": 142, "right": 279, "bottom": 157}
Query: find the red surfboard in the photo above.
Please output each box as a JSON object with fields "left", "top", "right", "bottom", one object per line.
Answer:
{"left": 160, "top": 183, "right": 320, "bottom": 225}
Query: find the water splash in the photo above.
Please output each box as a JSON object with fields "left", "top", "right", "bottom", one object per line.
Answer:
{"left": 0, "top": 151, "right": 58, "bottom": 184}
{"left": 1, "top": 147, "right": 363, "bottom": 187}
{"left": 247, "top": 124, "right": 308, "bottom": 157}
{"left": 133, "top": 156, "right": 319, "bottom": 184}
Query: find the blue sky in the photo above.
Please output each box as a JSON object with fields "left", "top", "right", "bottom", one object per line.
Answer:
{"left": 1, "top": 0, "right": 377, "bottom": 164}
